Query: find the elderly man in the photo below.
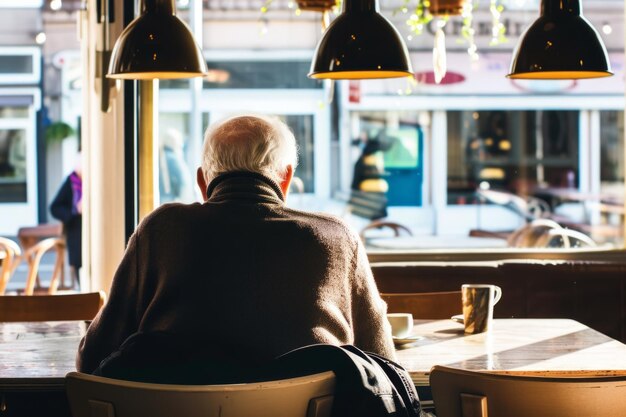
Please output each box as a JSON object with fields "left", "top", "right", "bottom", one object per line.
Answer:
{"left": 77, "top": 114, "right": 395, "bottom": 375}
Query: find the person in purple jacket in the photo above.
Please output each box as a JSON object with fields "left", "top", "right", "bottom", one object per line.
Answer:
{"left": 50, "top": 151, "right": 82, "bottom": 289}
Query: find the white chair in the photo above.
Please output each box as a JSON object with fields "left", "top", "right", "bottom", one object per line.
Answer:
{"left": 66, "top": 370, "right": 335, "bottom": 417}
{"left": 430, "top": 365, "right": 626, "bottom": 417}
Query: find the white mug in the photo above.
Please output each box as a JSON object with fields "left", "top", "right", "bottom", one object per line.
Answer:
{"left": 386, "top": 313, "right": 414, "bottom": 338}
{"left": 462, "top": 284, "right": 502, "bottom": 334}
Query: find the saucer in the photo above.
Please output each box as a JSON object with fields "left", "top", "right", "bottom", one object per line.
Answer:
{"left": 392, "top": 335, "right": 424, "bottom": 346}
{"left": 451, "top": 314, "right": 464, "bottom": 324}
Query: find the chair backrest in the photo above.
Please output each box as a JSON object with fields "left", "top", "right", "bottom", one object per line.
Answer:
{"left": 430, "top": 365, "right": 626, "bottom": 417}
{"left": 1, "top": 235, "right": 66, "bottom": 295}
{"left": 0, "top": 237, "right": 21, "bottom": 295}
{"left": 0, "top": 291, "right": 106, "bottom": 322}
{"left": 507, "top": 218, "right": 562, "bottom": 248}
{"left": 381, "top": 291, "right": 462, "bottom": 319}
{"left": 17, "top": 223, "right": 63, "bottom": 251}
{"left": 536, "top": 227, "right": 597, "bottom": 248}
{"left": 21, "top": 237, "right": 67, "bottom": 295}
{"left": 66, "top": 370, "right": 336, "bottom": 417}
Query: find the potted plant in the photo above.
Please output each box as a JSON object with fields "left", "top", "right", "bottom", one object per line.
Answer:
{"left": 45, "top": 121, "right": 76, "bottom": 145}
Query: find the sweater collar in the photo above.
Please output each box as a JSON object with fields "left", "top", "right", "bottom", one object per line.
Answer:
{"left": 206, "top": 171, "right": 285, "bottom": 203}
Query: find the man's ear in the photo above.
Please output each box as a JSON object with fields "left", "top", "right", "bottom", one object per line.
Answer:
{"left": 197, "top": 168, "right": 208, "bottom": 201}
{"left": 279, "top": 165, "right": 294, "bottom": 199}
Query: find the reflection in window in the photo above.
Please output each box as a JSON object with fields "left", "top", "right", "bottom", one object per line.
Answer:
{"left": 158, "top": 113, "right": 196, "bottom": 204}
{"left": 601, "top": 111, "right": 624, "bottom": 186}
{"left": 599, "top": 111, "right": 625, "bottom": 246}
{"left": 0, "top": 129, "right": 27, "bottom": 202}
{"left": 350, "top": 112, "right": 423, "bottom": 209}
{"left": 157, "top": 113, "right": 316, "bottom": 204}
{"left": 448, "top": 110, "right": 579, "bottom": 205}
{"left": 282, "top": 115, "right": 315, "bottom": 193}
{"left": 0, "top": 105, "right": 29, "bottom": 118}
{"left": 342, "top": 109, "right": 624, "bottom": 250}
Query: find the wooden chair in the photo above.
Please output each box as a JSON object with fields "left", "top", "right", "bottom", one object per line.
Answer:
{"left": 20, "top": 237, "right": 67, "bottom": 295}
{"left": 17, "top": 223, "right": 63, "bottom": 252}
{"left": 66, "top": 370, "right": 335, "bottom": 417}
{"left": 0, "top": 291, "right": 106, "bottom": 322}
{"left": 381, "top": 291, "right": 462, "bottom": 319}
{"left": 0, "top": 237, "right": 66, "bottom": 296}
{"left": 430, "top": 365, "right": 626, "bottom": 417}
{"left": 17, "top": 223, "right": 68, "bottom": 294}
{"left": 0, "top": 237, "right": 21, "bottom": 295}
{"left": 360, "top": 220, "right": 413, "bottom": 242}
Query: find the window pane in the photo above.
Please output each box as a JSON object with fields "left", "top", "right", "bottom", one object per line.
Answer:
{"left": 350, "top": 113, "right": 423, "bottom": 207}
{"left": 157, "top": 113, "right": 316, "bottom": 203}
{"left": 448, "top": 110, "right": 579, "bottom": 205}
{"left": 158, "top": 113, "right": 197, "bottom": 204}
{"left": 601, "top": 111, "right": 624, "bottom": 185}
{"left": 598, "top": 110, "right": 625, "bottom": 246}
{"left": 282, "top": 115, "right": 315, "bottom": 193}
{"left": 0, "top": 55, "right": 33, "bottom": 74}
{"left": 0, "top": 105, "right": 29, "bottom": 118}
{"left": 0, "top": 129, "right": 27, "bottom": 202}
{"left": 161, "top": 61, "right": 323, "bottom": 90}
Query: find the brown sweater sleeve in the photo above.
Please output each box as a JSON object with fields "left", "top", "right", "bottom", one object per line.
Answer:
{"left": 76, "top": 230, "right": 143, "bottom": 373}
{"left": 350, "top": 237, "right": 396, "bottom": 360}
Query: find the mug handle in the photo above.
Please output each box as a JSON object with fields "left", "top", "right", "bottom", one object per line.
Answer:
{"left": 493, "top": 285, "right": 503, "bottom": 305}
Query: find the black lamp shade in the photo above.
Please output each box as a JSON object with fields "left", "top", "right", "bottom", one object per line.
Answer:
{"left": 308, "top": 0, "right": 413, "bottom": 80}
{"left": 108, "top": 0, "right": 208, "bottom": 80}
{"left": 508, "top": 0, "right": 612, "bottom": 79}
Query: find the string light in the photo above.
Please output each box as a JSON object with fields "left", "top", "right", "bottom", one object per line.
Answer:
{"left": 461, "top": 0, "right": 478, "bottom": 61}
{"left": 490, "top": 0, "right": 506, "bottom": 45}
{"left": 35, "top": 32, "right": 47, "bottom": 44}
{"left": 50, "top": 0, "right": 62, "bottom": 11}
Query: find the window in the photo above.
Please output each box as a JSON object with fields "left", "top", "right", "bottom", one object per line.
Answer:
{"left": 0, "top": 128, "right": 27, "bottom": 203}
{"left": 448, "top": 110, "right": 579, "bottom": 205}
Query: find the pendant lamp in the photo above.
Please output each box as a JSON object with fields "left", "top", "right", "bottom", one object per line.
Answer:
{"left": 107, "top": 0, "right": 207, "bottom": 79}
{"left": 508, "top": 0, "right": 611, "bottom": 79}
{"left": 308, "top": 0, "right": 413, "bottom": 80}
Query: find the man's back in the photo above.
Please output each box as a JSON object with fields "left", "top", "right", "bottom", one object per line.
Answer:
{"left": 77, "top": 172, "right": 394, "bottom": 373}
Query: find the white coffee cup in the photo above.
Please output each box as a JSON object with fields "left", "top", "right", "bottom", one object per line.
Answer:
{"left": 386, "top": 313, "right": 414, "bottom": 338}
{"left": 462, "top": 284, "right": 502, "bottom": 334}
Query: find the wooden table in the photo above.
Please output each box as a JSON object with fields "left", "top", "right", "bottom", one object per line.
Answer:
{"left": 396, "top": 318, "right": 626, "bottom": 386}
{"left": 0, "top": 321, "right": 87, "bottom": 417}
{"left": 2, "top": 319, "right": 626, "bottom": 415}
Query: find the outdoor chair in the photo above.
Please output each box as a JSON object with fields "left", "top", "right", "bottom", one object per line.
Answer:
{"left": 360, "top": 220, "right": 413, "bottom": 242}
{"left": 381, "top": 291, "right": 462, "bottom": 319}
{"left": 0, "top": 291, "right": 106, "bottom": 322}
{"left": 507, "top": 218, "right": 597, "bottom": 248}
{"left": 17, "top": 223, "right": 69, "bottom": 293}
{"left": 66, "top": 370, "right": 335, "bottom": 417}
{"left": 19, "top": 237, "right": 67, "bottom": 295}
{"left": 430, "top": 365, "right": 626, "bottom": 417}
{"left": 0, "top": 226, "right": 67, "bottom": 295}
{"left": 0, "top": 237, "right": 21, "bottom": 295}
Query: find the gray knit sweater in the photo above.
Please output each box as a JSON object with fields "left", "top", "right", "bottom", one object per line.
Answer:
{"left": 77, "top": 172, "right": 395, "bottom": 373}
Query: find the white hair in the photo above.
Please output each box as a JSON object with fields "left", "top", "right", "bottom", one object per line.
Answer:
{"left": 201, "top": 114, "right": 298, "bottom": 185}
